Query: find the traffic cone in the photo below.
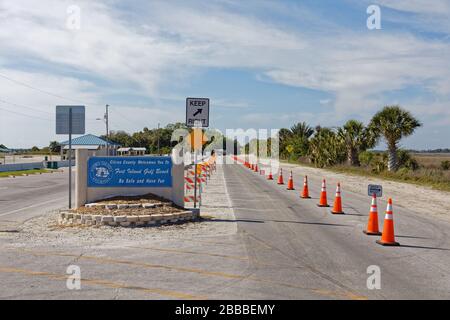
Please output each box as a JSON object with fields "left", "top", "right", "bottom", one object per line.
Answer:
{"left": 317, "top": 179, "right": 329, "bottom": 207}
{"left": 287, "top": 171, "right": 295, "bottom": 190}
{"left": 251, "top": 163, "right": 254, "bottom": 171}
{"left": 363, "top": 194, "right": 382, "bottom": 236}
{"left": 277, "top": 169, "right": 284, "bottom": 185}
{"left": 376, "top": 199, "right": 400, "bottom": 246}
{"left": 331, "top": 183, "right": 344, "bottom": 214}
{"left": 267, "top": 169, "right": 274, "bottom": 180}
{"left": 254, "top": 164, "right": 259, "bottom": 173}
{"left": 300, "top": 176, "right": 311, "bottom": 199}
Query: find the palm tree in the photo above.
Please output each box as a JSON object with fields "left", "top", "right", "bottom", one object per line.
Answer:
{"left": 338, "top": 120, "right": 376, "bottom": 166}
{"left": 290, "top": 122, "right": 314, "bottom": 139}
{"left": 309, "top": 128, "right": 345, "bottom": 167}
{"left": 369, "top": 106, "right": 421, "bottom": 171}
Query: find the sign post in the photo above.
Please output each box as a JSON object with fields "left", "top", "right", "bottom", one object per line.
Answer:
{"left": 186, "top": 98, "right": 210, "bottom": 209}
{"left": 56, "top": 105, "right": 85, "bottom": 209}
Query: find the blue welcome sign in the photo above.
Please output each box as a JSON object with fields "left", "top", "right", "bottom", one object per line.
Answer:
{"left": 88, "top": 157, "right": 172, "bottom": 188}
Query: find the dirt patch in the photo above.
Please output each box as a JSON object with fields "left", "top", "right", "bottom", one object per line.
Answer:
{"left": 73, "top": 205, "right": 185, "bottom": 216}
{"left": 93, "top": 193, "right": 172, "bottom": 205}
{"left": 70, "top": 193, "right": 184, "bottom": 216}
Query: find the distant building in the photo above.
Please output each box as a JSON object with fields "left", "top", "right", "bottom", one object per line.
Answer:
{"left": 117, "top": 147, "right": 147, "bottom": 156}
{"left": 60, "top": 134, "right": 121, "bottom": 158}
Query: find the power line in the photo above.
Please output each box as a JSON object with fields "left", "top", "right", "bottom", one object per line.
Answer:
{"left": 0, "top": 105, "right": 52, "bottom": 121}
{"left": 0, "top": 98, "right": 53, "bottom": 115}
{"left": 0, "top": 72, "right": 82, "bottom": 104}
{"left": 110, "top": 106, "right": 148, "bottom": 129}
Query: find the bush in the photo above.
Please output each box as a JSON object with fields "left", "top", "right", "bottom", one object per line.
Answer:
{"left": 397, "top": 150, "right": 420, "bottom": 171}
{"left": 441, "top": 161, "right": 450, "bottom": 171}
{"left": 359, "top": 151, "right": 374, "bottom": 166}
{"left": 371, "top": 159, "right": 386, "bottom": 173}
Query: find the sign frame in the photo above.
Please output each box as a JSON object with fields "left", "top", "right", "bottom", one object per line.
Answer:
{"left": 56, "top": 105, "right": 85, "bottom": 135}
{"left": 186, "top": 97, "right": 210, "bottom": 128}
{"left": 87, "top": 156, "right": 173, "bottom": 188}
{"left": 368, "top": 184, "right": 383, "bottom": 197}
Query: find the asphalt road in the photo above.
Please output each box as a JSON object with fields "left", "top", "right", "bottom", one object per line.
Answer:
{"left": 224, "top": 161, "right": 450, "bottom": 299}
{"left": 0, "top": 170, "right": 70, "bottom": 226}
{"left": 0, "top": 160, "right": 449, "bottom": 299}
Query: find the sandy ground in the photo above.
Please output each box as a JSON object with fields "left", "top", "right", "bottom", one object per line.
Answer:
{"left": 258, "top": 158, "right": 450, "bottom": 223}
{"left": 2, "top": 164, "right": 236, "bottom": 249}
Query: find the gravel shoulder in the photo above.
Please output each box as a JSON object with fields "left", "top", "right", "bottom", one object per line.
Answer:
{"left": 1, "top": 164, "right": 237, "bottom": 250}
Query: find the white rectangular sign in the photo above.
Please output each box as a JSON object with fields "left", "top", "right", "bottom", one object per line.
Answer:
{"left": 186, "top": 98, "right": 209, "bottom": 127}
{"left": 56, "top": 106, "right": 85, "bottom": 135}
{"left": 368, "top": 184, "right": 383, "bottom": 197}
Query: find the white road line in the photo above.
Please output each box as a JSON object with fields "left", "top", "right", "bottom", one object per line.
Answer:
{"left": 0, "top": 197, "right": 67, "bottom": 217}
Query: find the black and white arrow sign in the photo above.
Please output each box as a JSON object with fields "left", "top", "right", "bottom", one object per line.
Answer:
{"left": 186, "top": 98, "right": 210, "bottom": 127}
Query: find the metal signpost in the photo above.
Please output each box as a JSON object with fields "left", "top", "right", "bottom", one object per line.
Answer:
{"left": 368, "top": 184, "right": 383, "bottom": 197}
{"left": 56, "top": 106, "right": 85, "bottom": 209}
{"left": 186, "top": 98, "right": 210, "bottom": 209}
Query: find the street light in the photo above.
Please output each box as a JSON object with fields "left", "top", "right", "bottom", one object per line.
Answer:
{"left": 96, "top": 104, "right": 109, "bottom": 156}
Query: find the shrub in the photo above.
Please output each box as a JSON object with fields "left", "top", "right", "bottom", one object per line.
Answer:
{"left": 397, "top": 150, "right": 419, "bottom": 171}
{"left": 441, "top": 160, "right": 450, "bottom": 171}
{"left": 359, "top": 151, "right": 374, "bottom": 166}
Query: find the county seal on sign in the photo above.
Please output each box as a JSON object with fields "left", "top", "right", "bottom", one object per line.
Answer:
{"left": 89, "top": 160, "right": 113, "bottom": 185}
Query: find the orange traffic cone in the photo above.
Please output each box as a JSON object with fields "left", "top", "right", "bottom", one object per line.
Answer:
{"left": 267, "top": 169, "right": 274, "bottom": 180}
{"left": 363, "top": 194, "right": 382, "bottom": 236}
{"left": 254, "top": 164, "right": 259, "bottom": 173}
{"left": 331, "top": 183, "right": 344, "bottom": 214}
{"left": 300, "top": 176, "right": 311, "bottom": 199}
{"left": 277, "top": 169, "right": 284, "bottom": 185}
{"left": 287, "top": 171, "right": 295, "bottom": 190}
{"left": 317, "top": 179, "right": 329, "bottom": 207}
{"left": 376, "top": 199, "right": 400, "bottom": 246}
{"left": 251, "top": 163, "right": 254, "bottom": 171}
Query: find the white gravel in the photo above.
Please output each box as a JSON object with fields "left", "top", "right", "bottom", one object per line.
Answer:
{"left": 2, "top": 163, "right": 237, "bottom": 249}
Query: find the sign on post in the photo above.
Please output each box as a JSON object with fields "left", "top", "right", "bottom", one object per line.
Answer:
{"left": 56, "top": 105, "right": 85, "bottom": 209}
{"left": 368, "top": 184, "right": 383, "bottom": 197}
{"left": 186, "top": 98, "right": 209, "bottom": 128}
{"left": 56, "top": 106, "right": 85, "bottom": 134}
{"left": 88, "top": 157, "right": 172, "bottom": 188}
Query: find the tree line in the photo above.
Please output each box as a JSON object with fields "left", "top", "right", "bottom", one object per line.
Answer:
{"left": 247, "top": 105, "right": 422, "bottom": 172}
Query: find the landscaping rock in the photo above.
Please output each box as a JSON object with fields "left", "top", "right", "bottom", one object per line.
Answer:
{"left": 114, "top": 216, "right": 127, "bottom": 223}
{"left": 138, "top": 215, "right": 152, "bottom": 222}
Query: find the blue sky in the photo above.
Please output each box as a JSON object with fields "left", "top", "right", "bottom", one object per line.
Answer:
{"left": 0, "top": 0, "right": 450, "bottom": 149}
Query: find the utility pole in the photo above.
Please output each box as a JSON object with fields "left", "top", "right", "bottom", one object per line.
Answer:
{"left": 157, "top": 122, "right": 160, "bottom": 156}
{"left": 105, "top": 104, "right": 109, "bottom": 156}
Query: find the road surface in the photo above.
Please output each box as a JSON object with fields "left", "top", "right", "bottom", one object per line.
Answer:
{"left": 0, "top": 159, "right": 449, "bottom": 299}
{"left": 0, "top": 170, "right": 69, "bottom": 228}
{"left": 222, "top": 161, "right": 450, "bottom": 299}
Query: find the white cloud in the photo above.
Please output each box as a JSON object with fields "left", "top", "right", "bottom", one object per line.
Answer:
{"left": 0, "top": 0, "right": 449, "bottom": 148}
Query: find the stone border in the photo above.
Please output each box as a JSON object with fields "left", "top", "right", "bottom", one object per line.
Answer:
{"left": 84, "top": 202, "right": 169, "bottom": 210}
{"left": 58, "top": 210, "right": 199, "bottom": 228}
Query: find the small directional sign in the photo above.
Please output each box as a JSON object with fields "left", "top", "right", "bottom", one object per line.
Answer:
{"left": 368, "top": 184, "right": 383, "bottom": 197}
{"left": 186, "top": 98, "right": 209, "bottom": 127}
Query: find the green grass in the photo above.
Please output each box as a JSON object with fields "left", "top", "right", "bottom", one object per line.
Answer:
{"left": 0, "top": 169, "right": 51, "bottom": 178}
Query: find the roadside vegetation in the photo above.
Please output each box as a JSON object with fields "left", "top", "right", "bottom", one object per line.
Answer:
{"left": 105, "top": 123, "right": 239, "bottom": 154}
{"left": 245, "top": 105, "right": 450, "bottom": 192}
{"left": 0, "top": 169, "right": 50, "bottom": 178}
